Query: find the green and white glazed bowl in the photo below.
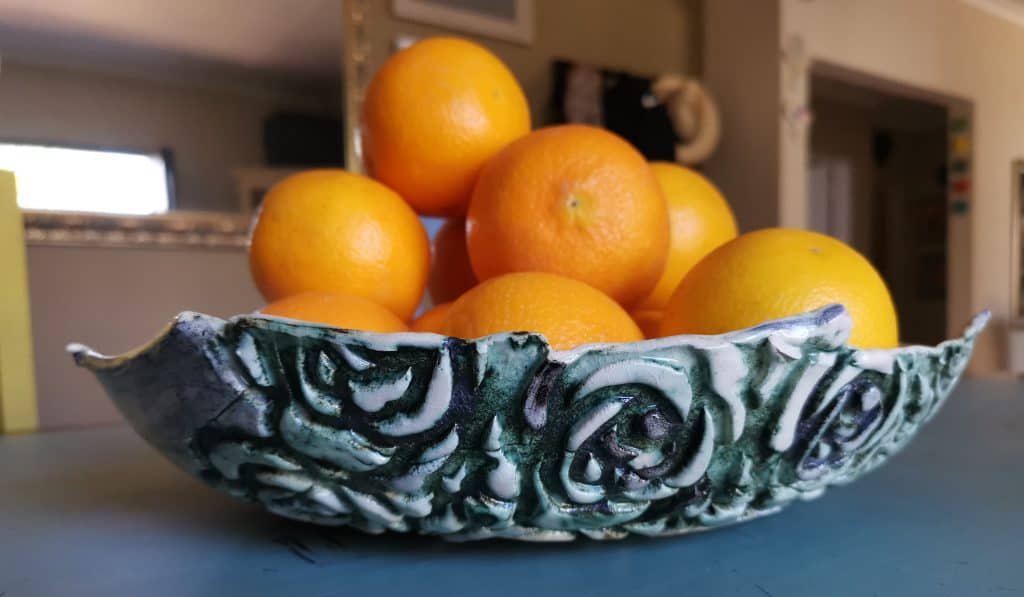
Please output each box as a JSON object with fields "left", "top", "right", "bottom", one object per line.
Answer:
{"left": 70, "top": 305, "right": 987, "bottom": 542}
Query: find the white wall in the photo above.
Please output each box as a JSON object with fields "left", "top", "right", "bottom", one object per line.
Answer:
{"left": 780, "top": 0, "right": 1024, "bottom": 373}
{"left": 27, "top": 244, "right": 262, "bottom": 430}
{"left": 0, "top": 60, "right": 338, "bottom": 211}
{"left": 702, "top": 0, "right": 782, "bottom": 232}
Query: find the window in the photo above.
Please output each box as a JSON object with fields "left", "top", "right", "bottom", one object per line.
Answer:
{"left": 0, "top": 143, "right": 172, "bottom": 215}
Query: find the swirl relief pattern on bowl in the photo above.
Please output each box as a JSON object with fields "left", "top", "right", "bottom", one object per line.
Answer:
{"left": 71, "top": 305, "right": 987, "bottom": 541}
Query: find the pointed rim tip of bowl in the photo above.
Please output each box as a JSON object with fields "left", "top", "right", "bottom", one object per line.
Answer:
{"left": 68, "top": 311, "right": 216, "bottom": 370}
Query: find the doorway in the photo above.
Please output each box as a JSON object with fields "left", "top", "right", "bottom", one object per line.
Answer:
{"left": 809, "top": 74, "right": 951, "bottom": 346}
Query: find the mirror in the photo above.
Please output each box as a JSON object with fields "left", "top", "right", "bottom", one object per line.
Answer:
{"left": 0, "top": 1, "right": 344, "bottom": 246}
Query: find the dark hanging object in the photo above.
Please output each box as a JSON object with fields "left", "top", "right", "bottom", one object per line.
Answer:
{"left": 264, "top": 112, "right": 345, "bottom": 167}
{"left": 552, "top": 60, "right": 679, "bottom": 162}
{"left": 872, "top": 131, "right": 893, "bottom": 168}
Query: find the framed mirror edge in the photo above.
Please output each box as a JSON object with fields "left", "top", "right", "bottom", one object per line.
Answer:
{"left": 22, "top": 209, "right": 250, "bottom": 250}
{"left": 343, "top": 0, "right": 371, "bottom": 173}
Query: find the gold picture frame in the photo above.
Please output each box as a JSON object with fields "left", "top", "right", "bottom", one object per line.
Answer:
{"left": 391, "top": 0, "right": 534, "bottom": 45}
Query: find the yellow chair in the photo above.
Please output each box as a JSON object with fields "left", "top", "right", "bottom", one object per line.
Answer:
{"left": 0, "top": 170, "right": 38, "bottom": 432}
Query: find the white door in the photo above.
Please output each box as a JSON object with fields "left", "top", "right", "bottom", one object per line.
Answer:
{"left": 808, "top": 157, "right": 853, "bottom": 244}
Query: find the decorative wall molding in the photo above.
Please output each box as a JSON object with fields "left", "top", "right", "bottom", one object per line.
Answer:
{"left": 781, "top": 34, "right": 812, "bottom": 139}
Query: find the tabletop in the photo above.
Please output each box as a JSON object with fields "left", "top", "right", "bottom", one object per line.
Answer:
{"left": 0, "top": 378, "right": 1020, "bottom": 597}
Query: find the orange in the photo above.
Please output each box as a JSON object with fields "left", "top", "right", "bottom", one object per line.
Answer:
{"left": 261, "top": 292, "right": 408, "bottom": 333}
{"left": 636, "top": 162, "right": 738, "bottom": 310}
{"left": 443, "top": 272, "right": 643, "bottom": 349}
{"left": 361, "top": 37, "right": 530, "bottom": 216}
{"left": 428, "top": 219, "right": 477, "bottom": 304}
{"left": 411, "top": 302, "right": 453, "bottom": 334}
{"left": 631, "top": 310, "right": 663, "bottom": 339}
{"left": 660, "top": 228, "right": 898, "bottom": 348}
{"left": 249, "top": 169, "right": 429, "bottom": 321}
{"left": 467, "top": 125, "right": 669, "bottom": 307}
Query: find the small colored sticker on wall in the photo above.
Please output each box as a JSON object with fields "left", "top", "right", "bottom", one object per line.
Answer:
{"left": 953, "top": 134, "right": 971, "bottom": 157}
{"left": 951, "top": 198, "right": 970, "bottom": 215}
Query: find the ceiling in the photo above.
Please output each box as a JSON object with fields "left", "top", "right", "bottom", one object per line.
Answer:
{"left": 0, "top": 0, "right": 343, "bottom": 83}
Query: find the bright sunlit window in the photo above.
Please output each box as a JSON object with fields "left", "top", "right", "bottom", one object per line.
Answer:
{"left": 0, "top": 143, "right": 171, "bottom": 215}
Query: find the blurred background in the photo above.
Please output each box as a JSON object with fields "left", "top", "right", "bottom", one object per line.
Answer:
{"left": 2, "top": 0, "right": 1023, "bottom": 432}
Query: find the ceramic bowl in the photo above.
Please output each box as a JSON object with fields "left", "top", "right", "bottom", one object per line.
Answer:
{"left": 70, "top": 305, "right": 987, "bottom": 542}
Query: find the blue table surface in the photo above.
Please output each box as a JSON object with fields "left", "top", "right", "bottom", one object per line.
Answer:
{"left": 0, "top": 379, "right": 1020, "bottom": 597}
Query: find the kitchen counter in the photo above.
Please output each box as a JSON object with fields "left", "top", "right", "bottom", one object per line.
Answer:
{"left": 0, "top": 379, "right": 1020, "bottom": 596}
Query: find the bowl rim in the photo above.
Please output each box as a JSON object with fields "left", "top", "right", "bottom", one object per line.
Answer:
{"left": 68, "top": 304, "right": 991, "bottom": 372}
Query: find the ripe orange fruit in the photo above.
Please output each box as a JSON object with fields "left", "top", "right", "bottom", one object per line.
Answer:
{"left": 635, "top": 162, "right": 738, "bottom": 311}
{"left": 411, "top": 302, "right": 453, "bottom": 334}
{"left": 631, "top": 310, "right": 663, "bottom": 339}
{"left": 260, "top": 292, "right": 408, "bottom": 333}
{"left": 249, "top": 170, "right": 430, "bottom": 321}
{"left": 361, "top": 37, "right": 531, "bottom": 216}
{"left": 443, "top": 272, "right": 643, "bottom": 349}
{"left": 428, "top": 219, "right": 477, "bottom": 304}
{"left": 467, "top": 125, "right": 669, "bottom": 307}
{"left": 660, "top": 228, "right": 898, "bottom": 348}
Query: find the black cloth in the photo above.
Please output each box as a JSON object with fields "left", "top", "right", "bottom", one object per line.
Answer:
{"left": 552, "top": 60, "right": 678, "bottom": 161}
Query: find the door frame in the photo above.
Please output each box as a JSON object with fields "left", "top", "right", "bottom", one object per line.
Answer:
{"left": 795, "top": 60, "right": 974, "bottom": 341}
